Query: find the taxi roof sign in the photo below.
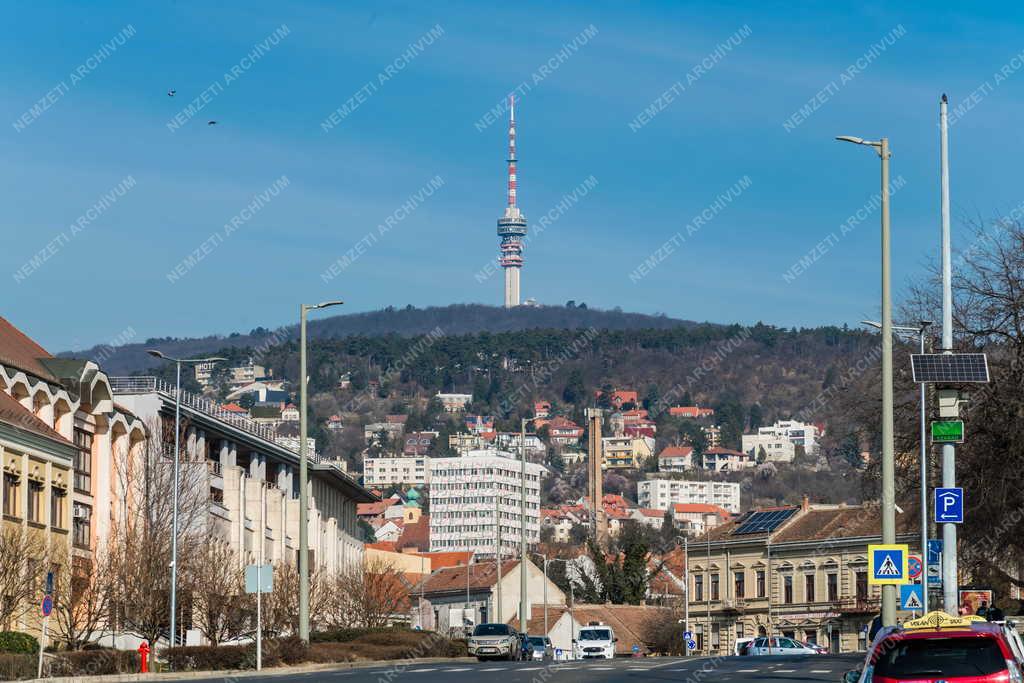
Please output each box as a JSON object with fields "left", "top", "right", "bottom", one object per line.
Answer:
{"left": 903, "top": 611, "right": 986, "bottom": 631}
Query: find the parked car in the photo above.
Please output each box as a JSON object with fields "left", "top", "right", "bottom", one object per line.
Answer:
{"left": 799, "top": 640, "right": 829, "bottom": 655}
{"left": 735, "top": 637, "right": 755, "bottom": 656}
{"left": 524, "top": 635, "right": 554, "bottom": 661}
{"left": 574, "top": 623, "right": 618, "bottom": 659}
{"left": 747, "top": 636, "right": 821, "bottom": 656}
{"left": 843, "top": 615, "right": 1024, "bottom": 683}
{"left": 468, "top": 623, "right": 523, "bottom": 661}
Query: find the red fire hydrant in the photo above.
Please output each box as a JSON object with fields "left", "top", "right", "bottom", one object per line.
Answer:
{"left": 138, "top": 641, "right": 150, "bottom": 673}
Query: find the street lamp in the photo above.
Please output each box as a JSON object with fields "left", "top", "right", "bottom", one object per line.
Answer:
{"left": 674, "top": 534, "right": 690, "bottom": 657}
{"left": 862, "top": 319, "right": 933, "bottom": 613}
{"left": 298, "top": 300, "right": 343, "bottom": 642}
{"left": 145, "top": 350, "right": 226, "bottom": 651}
{"left": 837, "top": 134, "right": 896, "bottom": 626}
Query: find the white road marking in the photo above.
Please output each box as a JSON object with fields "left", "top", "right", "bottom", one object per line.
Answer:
{"left": 408, "top": 668, "right": 437, "bottom": 672}
{"left": 481, "top": 667, "right": 508, "bottom": 671}
{"left": 777, "top": 669, "right": 796, "bottom": 673}
{"left": 811, "top": 670, "right": 832, "bottom": 674}
{"left": 443, "top": 668, "right": 471, "bottom": 672}
{"left": 737, "top": 669, "right": 759, "bottom": 672}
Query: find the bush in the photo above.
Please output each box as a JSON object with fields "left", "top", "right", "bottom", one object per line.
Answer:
{"left": 311, "top": 627, "right": 393, "bottom": 643}
{"left": 164, "top": 644, "right": 254, "bottom": 671}
{"left": 0, "top": 632, "right": 38, "bottom": 655}
{"left": 0, "top": 653, "right": 35, "bottom": 680}
{"left": 49, "top": 650, "right": 140, "bottom": 676}
{"left": 264, "top": 636, "right": 308, "bottom": 666}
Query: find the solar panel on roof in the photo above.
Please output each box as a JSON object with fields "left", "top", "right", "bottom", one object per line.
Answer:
{"left": 911, "top": 354, "right": 989, "bottom": 383}
{"left": 733, "top": 508, "right": 798, "bottom": 535}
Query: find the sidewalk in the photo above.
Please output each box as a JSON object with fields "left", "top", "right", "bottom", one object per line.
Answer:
{"left": 43, "top": 657, "right": 477, "bottom": 683}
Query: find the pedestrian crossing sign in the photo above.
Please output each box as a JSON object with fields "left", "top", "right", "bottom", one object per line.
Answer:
{"left": 900, "top": 583, "right": 924, "bottom": 611}
{"left": 868, "top": 544, "right": 910, "bottom": 585}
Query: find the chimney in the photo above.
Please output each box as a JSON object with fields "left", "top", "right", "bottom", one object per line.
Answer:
{"left": 801, "top": 494, "right": 810, "bottom": 512}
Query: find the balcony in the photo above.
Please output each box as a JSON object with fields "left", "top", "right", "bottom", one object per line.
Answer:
{"left": 110, "top": 376, "right": 319, "bottom": 462}
{"left": 836, "top": 596, "right": 880, "bottom": 614}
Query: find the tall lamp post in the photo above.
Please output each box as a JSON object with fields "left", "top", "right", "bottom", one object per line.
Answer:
{"left": 862, "top": 319, "right": 933, "bottom": 613}
{"left": 836, "top": 134, "right": 896, "bottom": 626}
{"left": 145, "top": 350, "right": 226, "bottom": 650}
{"left": 298, "top": 300, "right": 344, "bottom": 642}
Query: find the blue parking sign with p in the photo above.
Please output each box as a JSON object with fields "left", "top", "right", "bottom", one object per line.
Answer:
{"left": 935, "top": 488, "right": 964, "bottom": 523}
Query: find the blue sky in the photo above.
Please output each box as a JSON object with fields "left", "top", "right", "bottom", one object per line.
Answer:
{"left": 4, "top": 1, "right": 1024, "bottom": 351}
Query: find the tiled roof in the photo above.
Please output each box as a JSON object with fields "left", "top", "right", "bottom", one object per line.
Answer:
{"left": 0, "top": 316, "right": 57, "bottom": 381}
{"left": 395, "top": 516, "right": 430, "bottom": 552}
{"left": 658, "top": 446, "right": 693, "bottom": 459}
{"left": 357, "top": 497, "right": 400, "bottom": 516}
{"left": 508, "top": 605, "right": 571, "bottom": 634}
{"left": 700, "top": 502, "right": 915, "bottom": 542}
{"left": 672, "top": 503, "right": 730, "bottom": 517}
{"left": 415, "top": 551, "right": 474, "bottom": 570}
{"left": 417, "top": 559, "right": 520, "bottom": 595}
{"left": 569, "top": 604, "right": 671, "bottom": 655}
{"left": 0, "top": 390, "right": 73, "bottom": 447}
{"left": 705, "top": 447, "right": 747, "bottom": 456}
{"left": 636, "top": 508, "right": 665, "bottom": 518}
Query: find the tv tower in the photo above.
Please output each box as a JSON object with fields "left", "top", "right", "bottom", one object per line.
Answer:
{"left": 497, "top": 94, "right": 526, "bottom": 308}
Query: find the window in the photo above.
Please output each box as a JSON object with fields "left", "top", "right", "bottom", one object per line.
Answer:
{"left": 695, "top": 624, "right": 704, "bottom": 651}
{"left": 756, "top": 570, "right": 766, "bottom": 597}
{"left": 734, "top": 571, "right": 745, "bottom": 598}
{"left": 855, "top": 572, "right": 867, "bottom": 600}
{"left": 50, "top": 489, "right": 66, "bottom": 529}
{"left": 783, "top": 575, "right": 793, "bottom": 604}
{"left": 72, "top": 503, "right": 91, "bottom": 548}
{"left": 805, "top": 574, "right": 816, "bottom": 603}
{"left": 828, "top": 573, "right": 839, "bottom": 601}
{"left": 73, "top": 429, "right": 93, "bottom": 493}
{"left": 711, "top": 623, "right": 720, "bottom": 649}
{"left": 710, "top": 573, "right": 720, "bottom": 601}
{"left": 27, "top": 481, "right": 43, "bottom": 524}
{"left": 3, "top": 473, "right": 20, "bottom": 518}
{"left": 736, "top": 622, "right": 744, "bottom": 640}
{"left": 694, "top": 575, "right": 704, "bottom": 602}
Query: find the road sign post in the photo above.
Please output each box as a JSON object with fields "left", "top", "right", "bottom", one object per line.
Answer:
{"left": 935, "top": 488, "right": 964, "bottom": 524}
{"left": 246, "top": 563, "right": 273, "bottom": 671}
{"left": 38, "top": 595, "right": 53, "bottom": 678}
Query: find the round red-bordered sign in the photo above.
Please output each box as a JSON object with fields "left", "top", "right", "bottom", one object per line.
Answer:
{"left": 41, "top": 595, "right": 53, "bottom": 617}
{"left": 908, "top": 555, "right": 923, "bottom": 580}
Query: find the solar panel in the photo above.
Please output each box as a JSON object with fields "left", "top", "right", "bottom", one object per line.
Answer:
{"left": 733, "top": 508, "right": 798, "bottom": 535}
{"left": 911, "top": 354, "right": 989, "bottom": 383}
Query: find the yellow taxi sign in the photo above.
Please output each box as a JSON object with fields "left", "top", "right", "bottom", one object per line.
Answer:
{"left": 868, "top": 544, "right": 909, "bottom": 585}
{"left": 903, "top": 611, "right": 985, "bottom": 630}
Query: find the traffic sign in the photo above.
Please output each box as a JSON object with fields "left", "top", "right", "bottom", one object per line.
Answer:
{"left": 908, "top": 555, "right": 923, "bottom": 580}
{"left": 45, "top": 571, "right": 54, "bottom": 596}
{"left": 900, "top": 584, "right": 924, "bottom": 611}
{"left": 40, "top": 595, "right": 53, "bottom": 617}
{"left": 632, "top": 644, "right": 640, "bottom": 653}
{"left": 683, "top": 630, "right": 693, "bottom": 640}
{"left": 935, "top": 488, "right": 964, "bottom": 523}
{"left": 245, "top": 564, "right": 273, "bottom": 594}
{"left": 927, "top": 539, "right": 943, "bottom": 565}
{"left": 686, "top": 639, "right": 697, "bottom": 650}
{"left": 868, "top": 544, "right": 909, "bottom": 585}
{"left": 931, "top": 420, "right": 964, "bottom": 443}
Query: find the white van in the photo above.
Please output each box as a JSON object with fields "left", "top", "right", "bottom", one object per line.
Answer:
{"left": 574, "top": 623, "right": 617, "bottom": 659}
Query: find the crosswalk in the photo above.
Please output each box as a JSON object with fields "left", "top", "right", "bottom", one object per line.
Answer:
{"left": 324, "top": 660, "right": 838, "bottom": 678}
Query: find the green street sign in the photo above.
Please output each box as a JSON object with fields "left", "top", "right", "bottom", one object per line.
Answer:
{"left": 931, "top": 420, "right": 964, "bottom": 444}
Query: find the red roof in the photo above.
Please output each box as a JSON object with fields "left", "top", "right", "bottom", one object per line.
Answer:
{"left": 672, "top": 503, "right": 731, "bottom": 519}
{"left": 222, "top": 402, "right": 248, "bottom": 413}
{"left": 417, "top": 559, "right": 521, "bottom": 595}
{"left": 637, "top": 508, "right": 666, "bottom": 518}
{"left": 357, "top": 497, "right": 400, "bottom": 516}
{"left": 0, "top": 316, "right": 57, "bottom": 381}
{"left": 365, "top": 541, "right": 398, "bottom": 552}
{"left": 395, "top": 516, "right": 430, "bottom": 552}
{"left": 658, "top": 446, "right": 693, "bottom": 459}
{"left": 705, "top": 447, "right": 747, "bottom": 456}
{"left": 0, "top": 390, "right": 73, "bottom": 447}
{"left": 415, "top": 551, "right": 474, "bottom": 570}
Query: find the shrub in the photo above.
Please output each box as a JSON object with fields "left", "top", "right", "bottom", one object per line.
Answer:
{"left": 0, "top": 632, "right": 38, "bottom": 655}
{"left": 311, "top": 627, "right": 392, "bottom": 643}
{"left": 49, "top": 650, "right": 140, "bottom": 676}
{"left": 264, "top": 636, "right": 308, "bottom": 666}
{"left": 0, "top": 653, "right": 35, "bottom": 680}
{"left": 164, "top": 644, "right": 253, "bottom": 671}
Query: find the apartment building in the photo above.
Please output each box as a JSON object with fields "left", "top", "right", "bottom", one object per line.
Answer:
{"left": 448, "top": 432, "right": 491, "bottom": 455}
{"left": 742, "top": 420, "right": 821, "bottom": 462}
{"left": 363, "top": 456, "right": 430, "bottom": 487}
{"left": 435, "top": 393, "right": 473, "bottom": 413}
{"left": 637, "top": 478, "right": 742, "bottom": 514}
{"left": 685, "top": 501, "right": 917, "bottom": 656}
{"left": 657, "top": 445, "right": 694, "bottom": 473}
{"left": 601, "top": 435, "right": 654, "bottom": 469}
{"left": 703, "top": 447, "right": 755, "bottom": 471}
{"left": 668, "top": 503, "right": 731, "bottom": 534}
{"left": 493, "top": 432, "right": 545, "bottom": 457}
{"left": 428, "top": 450, "right": 545, "bottom": 556}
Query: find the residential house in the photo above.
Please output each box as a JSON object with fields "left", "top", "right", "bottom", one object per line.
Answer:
{"left": 363, "top": 457, "right": 430, "bottom": 487}
{"left": 638, "top": 479, "right": 742, "bottom": 514}
{"left": 464, "top": 415, "right": 495, "bottom": 434}
{"left": 657, "top": 445, "right": 694, "bottom": 473}
{"left": 546, "top": 416, "right": 583, "bottom": 446}
{"left": 669, "top": 406, "right": 715, "bottom": 419}
{"left": 435, "top": 393, "right": 473, "bottom": 413}
{"left": 742, "top": 419, "right": 821, "bottom": 462}
{"left": 403, "top": 431, "right": 437, "bottom": 457}
{"left": 595, "top": 389, "right": 638, "bottom": 409}
{"left": 601, "top": 435, "right": 655, "bottom": 470}
{"left": 533, "top": 401, "right": 551, "bottom": 419}
{"left": 631, "top": 507, "right": 666, "bottom": 529}
{"left": 668, "top": 503, "right": 732, "bottom": 534}
{"left": 494, "top": 432, "right": 545, "bottom": 457}
{"left": 280, "top": 404, "right": 300, "bottom": 422}
{"left": 448, "top": 432, "right": 489, "bottom": 456}
{"left": 703, "top": 447, "right": 755, "bottom": 471}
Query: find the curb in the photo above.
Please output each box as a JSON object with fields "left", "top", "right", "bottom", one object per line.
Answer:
{"left": 43, "top": 657, "right": 478, "bottom": 683}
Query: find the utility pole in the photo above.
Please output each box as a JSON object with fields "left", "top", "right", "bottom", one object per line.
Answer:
{"left": 495, "top": 484, "right": 502, "bottom": 623}
{"left": 681, "top": 535, "right": 689, "bottom": 658}
{"left": 939, "top": 94, "right": 958, "bottom": 614}
{"left": 917, "top": 324, "right": 930, "bottom": 614}
{"left": 519, "top": 419, "right": 528, "bottom": 633}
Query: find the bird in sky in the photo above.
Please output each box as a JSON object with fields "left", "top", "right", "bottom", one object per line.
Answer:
{"left": 207, "top": 120, "right": 217, "bottom": 125}
{"left": 167, "top": 89, "right": 176, "bottom": 97}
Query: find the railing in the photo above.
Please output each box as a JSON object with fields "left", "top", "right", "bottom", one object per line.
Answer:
{"left": 110, "top": 376, "right": 319, "bottom": 463}
{"left": 836, "top": 596, "right": 880, "bottom": 613}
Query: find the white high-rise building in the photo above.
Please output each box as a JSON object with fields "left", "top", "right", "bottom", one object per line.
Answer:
{"left": 429, "top": 450, "right": 545, "bottom": 556}
{"left": 741, "top": 419, "right": 820, "bottom": 463}
{"left": 362, "top": 457, "right": 430, "bottom": 487}
{"left": 637, "top": 478, "right": 742, "bottom": 514}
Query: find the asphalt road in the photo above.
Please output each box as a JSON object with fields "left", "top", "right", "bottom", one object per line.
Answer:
{"left": 182, "top": 653, "right": 863, "bottom": 682}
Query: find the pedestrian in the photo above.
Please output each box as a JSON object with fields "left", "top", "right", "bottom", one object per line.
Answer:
{"left": 976, "top": 600, "right": 989, "bottom": 618}
{"left": 868, "top": 614, "right": 883, "bottom": 642}
{"left": 987, "top": 601, "right": 1005, "bottom": 622}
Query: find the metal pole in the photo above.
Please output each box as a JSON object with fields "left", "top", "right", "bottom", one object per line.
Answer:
{"left": 683, "top": 535, "right": 689, "bottom": 657}
{"left": 569, "top": 581, "right": 574, "bottom": 660}
{"left": 298, "top": 304, "right": 310, "bottom": 642}
{"left": 879, "top": 136, "right": 897, "bottom": 627}
{"left": 257, "top": 484, "right": 264, "bottom": 670}
{"left": 939, "top": 94, "right": 958, "bottom": 614}
{"left": 170, "top": 359, "right": 182, "bottom": 651}
{"left": 767, "top": 535, "right": 772, "bottom": 655}
{"left": 519, "top": 419, "right": 528, "bottom": 633}
{"left": 706, "top": 532, "right": 711, "bottom": 654}
{"left": 918, "top": 326, "right": 929, "bottom": 614}
{"left": 543, "top": 556, "right": 548, "bottom": 636}
{"left": 496, "top": 485, "right": 502, "bottom": 623}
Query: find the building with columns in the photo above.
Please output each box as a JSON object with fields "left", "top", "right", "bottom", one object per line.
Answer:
{"left": 110, "top": 376, "right": 374, "bottom": 575}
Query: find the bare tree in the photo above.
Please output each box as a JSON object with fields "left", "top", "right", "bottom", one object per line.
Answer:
{"left": 0, "top": 526, "right": 46, "bottom": 629}
{"left": 51, "top": 547, "right": 113, "bottom": 649}
{"left": 107, "top": 417, "right": 209, "bottom": 647}
{"left": 185, "top": 541, "right": 252, "bottom": 646}
{"left": 328, "top": 558, "right": 410, "bottom": 629}
{"left": 262, "top": 561, "right": 329, "bottom": 636}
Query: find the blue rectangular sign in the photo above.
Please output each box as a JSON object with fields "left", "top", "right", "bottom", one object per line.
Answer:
{"left": 900, "top": 584, "right": 924, "bottom": 611}
{"left": 927, "top": 539, "right": 943, "bottom": 565}
{"left": 935, "top": 487, "right": 964, "bottom": 523}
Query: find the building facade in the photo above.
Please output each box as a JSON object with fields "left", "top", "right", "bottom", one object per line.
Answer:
{"left": 363, "top": 456, "right": 430, "bottom": 487}
{"left": 657, "top": 446, "right": 694, "bottom": 473}
{"left": 638, "top": 478, "right": 742, "bottom": 514}
{"left": 428, "top": 450, "right": 545, "bottom": 556}
{"left": 601, "top": 435, "right": 654, "bottom": 469}
{"left": 742, "top": 420, "right": 820, "bottom": 462}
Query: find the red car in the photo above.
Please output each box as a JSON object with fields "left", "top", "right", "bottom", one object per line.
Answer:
{"left": 843, "top": 613, "right": 1023, "bottom": 683}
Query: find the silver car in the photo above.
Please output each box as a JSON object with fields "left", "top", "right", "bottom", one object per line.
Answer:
{"left": 468, "top": 623, "right": 522, "bottom": 661}
{"left": 747, "top": 636, "right": 820, "bottom": 656}
{"left": 525, "top": 635, "right": 554, "bottom": 661}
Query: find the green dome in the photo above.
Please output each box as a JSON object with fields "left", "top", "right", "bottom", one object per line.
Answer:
{"left": 406, "top": 487, "right": 421, "bottom": 500}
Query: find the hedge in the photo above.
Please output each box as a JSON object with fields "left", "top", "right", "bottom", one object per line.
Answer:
{"left": 0, "top": 653, "right": 35, "bottom": 680}
{"left": 0, "top": 632, "right": 38, "bottom": 655}
{"left": 48, "top": 650, "right": 140, "bottom": 677}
